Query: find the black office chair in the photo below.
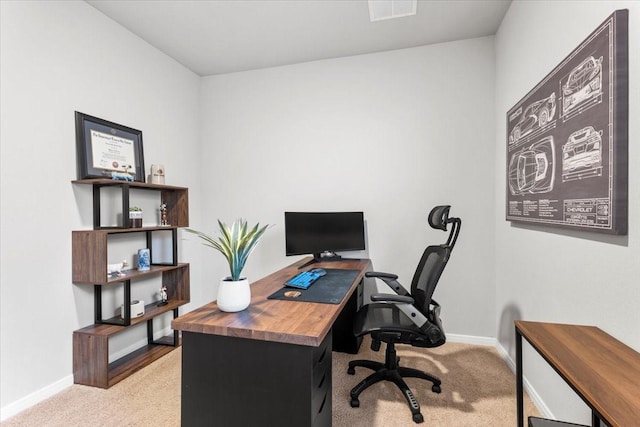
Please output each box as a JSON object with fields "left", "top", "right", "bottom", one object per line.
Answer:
{"left": 347, "top": 205, "right": 461, "bottom": 424}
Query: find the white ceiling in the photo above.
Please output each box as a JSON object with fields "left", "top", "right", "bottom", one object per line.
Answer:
{"left": 87, "top": 0, "right": 511, "bottom": 76}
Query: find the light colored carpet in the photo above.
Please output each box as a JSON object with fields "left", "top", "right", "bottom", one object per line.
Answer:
{"left": 2, "top": 337, "right": 539, "bottom": 426}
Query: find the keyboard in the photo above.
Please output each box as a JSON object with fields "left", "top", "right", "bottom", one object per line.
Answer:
{"left": 284, "top": 268, "right": 327, "bottom": 289}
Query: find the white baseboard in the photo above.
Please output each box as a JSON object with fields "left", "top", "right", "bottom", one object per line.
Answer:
{"left": 1, "top": 374, "right": 73, "bottom": 422}
{"left": 494, "top": 340, "right": 553, "bottom": 419}
{"left": 444, "top": 333, "right": 550, "bottom": 418}
{"left": 446, "top": 332, "right": 496, "bottom": 346}
{"left": 1, "top": 326, "right": 175, "bottom": 422}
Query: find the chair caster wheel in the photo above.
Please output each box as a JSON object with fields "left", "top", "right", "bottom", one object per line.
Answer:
{"left": 350, "top": 398, "right": 360, "bottom": 408}
{"left": 412, "top": 413, "right": 424, "bottom": 423}
{"left": 432, "top": 384, "right": 441, "bottom": 393}
{"left": 347, "top": 367, "right": 355, "bottom": 375}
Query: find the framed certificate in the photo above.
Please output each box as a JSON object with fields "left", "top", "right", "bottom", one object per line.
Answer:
{"left": 75, "top": 111, "right": 145, "bottom": 182}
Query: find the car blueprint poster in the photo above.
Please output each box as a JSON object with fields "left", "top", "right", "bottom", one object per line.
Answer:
{"left": 506, "top": 9, "right": 628, "bottom": 235}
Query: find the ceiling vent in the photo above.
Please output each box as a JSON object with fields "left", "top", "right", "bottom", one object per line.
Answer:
{"left": 368, "top": 0, "right": 417, "bottom": 22}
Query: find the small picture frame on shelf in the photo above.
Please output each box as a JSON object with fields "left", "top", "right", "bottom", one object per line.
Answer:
{"left": 137, "top": 248, "right": 150, "bottom": 271}
{"left": 75, "top": 111, "right": 146, "bottom": 182}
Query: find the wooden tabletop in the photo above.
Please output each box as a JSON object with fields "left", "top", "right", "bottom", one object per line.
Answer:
{"left": 515, "top": 321, "right": 640, "bottom": 427}
{"left": 172, "top": 257, "right": 371, "bottom": 347}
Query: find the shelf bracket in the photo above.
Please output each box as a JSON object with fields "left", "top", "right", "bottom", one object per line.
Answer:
{"left": 146, "top": 308, "right": 180, "bottom": 347}
{"left": 94, "top": 280, "right": 131, "bottom": 326}
{"left": 146, "top": 228, "right": 179, "bottom": 266}
{"left": 92, "top": 183, "right": 130, "bottom": 230}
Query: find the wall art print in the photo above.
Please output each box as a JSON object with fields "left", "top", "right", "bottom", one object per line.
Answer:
{"left": 506, "top": 9, "right": 628, "bottom": 235}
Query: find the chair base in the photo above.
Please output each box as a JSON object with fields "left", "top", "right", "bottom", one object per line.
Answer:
{"left": 347, "top": 342, "right": 441, "bottom": 424}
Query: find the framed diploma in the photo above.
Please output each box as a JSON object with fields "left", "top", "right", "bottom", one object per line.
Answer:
{"left": 75, "top": 112, "right": 146, "bottom": 182}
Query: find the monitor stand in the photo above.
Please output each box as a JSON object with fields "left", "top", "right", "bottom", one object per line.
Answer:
{"left": 298, "top": 251, "right": 343, "bottom": 269}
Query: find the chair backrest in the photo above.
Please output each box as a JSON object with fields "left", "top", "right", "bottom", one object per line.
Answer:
{"left": 410, "top": 205, "right": 461, "bottom": 316}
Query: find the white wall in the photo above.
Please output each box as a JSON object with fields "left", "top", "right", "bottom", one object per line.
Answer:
{"left": 197, "top": 37, "right": 497, "bottom": 338}
{"left": 8, "top": 1, "right": 637, "bottom": 423}
{"left": 0, "top": 1, "right": 203, "bottom": 417}
{"left": 1, "top": 3, "right": 498, "bottom": 417}
{"left": 495, "top": 1, "right": 640, "bottom": 423}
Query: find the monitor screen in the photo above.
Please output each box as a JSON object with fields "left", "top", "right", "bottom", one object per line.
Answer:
{"left": 284, "top": 212, "right": 365, "bottom": 258}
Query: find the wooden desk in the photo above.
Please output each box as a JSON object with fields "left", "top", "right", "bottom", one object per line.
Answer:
{"left": 173, "top": 257, "right": 371, "bottom": 427}
{"left": 515, "top": 321, "right": 640, "bottom": 427}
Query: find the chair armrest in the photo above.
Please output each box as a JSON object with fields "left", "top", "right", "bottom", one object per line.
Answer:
{"left": 370, "top": 293, "right": 414, "bottom": 304}
{"left": 365, "top": 271, "right": 408, "bottom": 296}
{"left": 365, "top": 272, "right": 398, "bottom": 280}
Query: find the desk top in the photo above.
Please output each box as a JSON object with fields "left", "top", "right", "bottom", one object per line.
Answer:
{"left": 515, "top": 321, "right": 640, "bottom": 427}
{"left": 172, "top": 257, "right": 371, "bottom": 347}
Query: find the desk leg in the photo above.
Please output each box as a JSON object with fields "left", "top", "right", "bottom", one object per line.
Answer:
{"left": 516, "top": 326, "right": 524, "bottom": 427}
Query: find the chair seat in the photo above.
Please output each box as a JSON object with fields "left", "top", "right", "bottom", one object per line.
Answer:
{"left": 354, "top": 303, "right": 444, "bottom": 348}
{"left": 354, "top": 303, "right": 420, "bottom": 334}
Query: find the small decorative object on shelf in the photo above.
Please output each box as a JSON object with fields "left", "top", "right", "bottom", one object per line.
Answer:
{"left": 160, "top": 202, "right": 169, "bottom": 226}
{"left": 121, "top": 300, "right": 145, "bottom": 319}
{"left": 158, "top": 285, "right": 168, "bottom": 306}
{"left": 111, "top": 170, "right": 134, "bottom": 181}
{"left": 150, "top": 164, "right": 165, "bottom": 184}
{"left": 137, "top": 248, "right": 150, "bottom": 271}
{"left": 107, "top": 260, "right": 128, "bottom": 277}
{"left": 129, "top": 206, "right": 143, "bottom": 228}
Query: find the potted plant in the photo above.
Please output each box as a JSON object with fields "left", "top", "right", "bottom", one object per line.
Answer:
{"left": 129, "top": 206, "right": 143, "bottom": 228}
{"left": 187, "top": 219, "right": 269, "bottom": 312}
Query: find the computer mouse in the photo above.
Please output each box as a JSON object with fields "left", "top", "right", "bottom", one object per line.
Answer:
{"left": 309, "top": 268, "right": 327, "bottom": 276}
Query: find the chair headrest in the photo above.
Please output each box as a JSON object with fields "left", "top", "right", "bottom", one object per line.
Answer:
{"left": 428, "top": 205, "right": 451, "bottom": 231}
{"left": 428, "top": 205, "right": 461, "bottom": 250}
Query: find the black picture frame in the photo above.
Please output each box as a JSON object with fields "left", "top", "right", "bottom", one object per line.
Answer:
{"left": 75, "top": 111, "right": 146, "bottom": 182}
{"left": 505, "top": 9, "right": 628, "bottom": 235}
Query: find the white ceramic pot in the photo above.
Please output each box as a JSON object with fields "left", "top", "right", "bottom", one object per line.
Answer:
{"left": 217, "top": 277, "right": 251, "bottom": 312}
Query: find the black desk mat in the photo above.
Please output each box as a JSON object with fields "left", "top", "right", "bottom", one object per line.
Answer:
{"left": 267, "top": 268, "right": 360, "bottom": 304}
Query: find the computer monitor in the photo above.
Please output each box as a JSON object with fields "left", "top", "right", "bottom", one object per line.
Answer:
{"left": 285, "top": 211, "right": 365, "bottom": 268}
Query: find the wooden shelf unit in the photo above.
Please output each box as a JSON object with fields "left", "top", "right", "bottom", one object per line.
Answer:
{"left": 73, "top": 329, "right": 180, "bottom": 389}
{"left": 71, "top": 179, "right": 190, "bottom": 388}
{"left": 72, "top": 179, "right": 188, "bottom": 229}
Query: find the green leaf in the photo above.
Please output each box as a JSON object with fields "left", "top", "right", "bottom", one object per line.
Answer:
{"left": 186, "top": 218, "right": 270, "bottom": 281}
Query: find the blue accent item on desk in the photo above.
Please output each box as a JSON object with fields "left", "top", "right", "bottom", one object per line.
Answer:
{"left": 269, "top": 268, "right": 360, "bottom": 304}
{"left": 284, "top": 268, "right": 327, "bottom": 289}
